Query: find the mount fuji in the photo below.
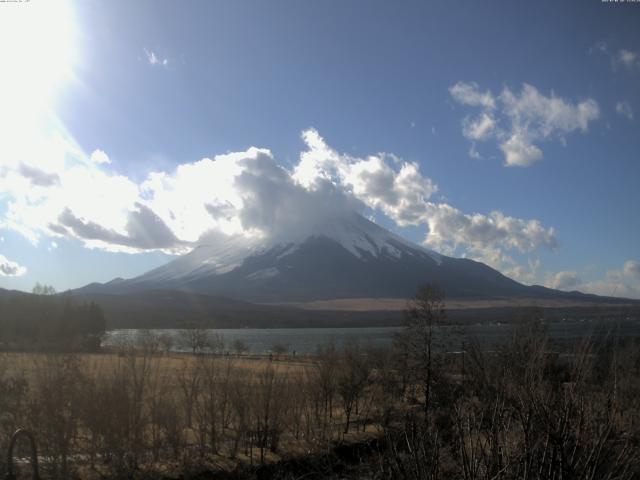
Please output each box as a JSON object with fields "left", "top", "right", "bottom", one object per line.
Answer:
{"left": 75, "top": 213, "right": 609, "bottom": 304}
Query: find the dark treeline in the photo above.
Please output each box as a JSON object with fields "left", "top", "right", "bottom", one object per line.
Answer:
{"left": 0, "top": 285, "right": 106, "bottom": 350}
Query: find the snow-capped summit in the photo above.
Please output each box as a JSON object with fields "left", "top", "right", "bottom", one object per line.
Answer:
{"left": 134, "top": 213, "right": 442, "bottom": 286}
{"left": 282, "top": 213, "right": 443, "bottom": 264}
{"left": 132, "top": 213, "right": 442, "bottom": 283}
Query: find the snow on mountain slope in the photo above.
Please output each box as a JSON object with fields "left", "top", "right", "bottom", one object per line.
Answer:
{"left": 138, "top": 213, "right": 442, "bottom": 284}
{"left": 285, "top": 213, "right": 442, "bottom": 264}
{"left": 133, "top": 234, "right": 265, "bottom": 283}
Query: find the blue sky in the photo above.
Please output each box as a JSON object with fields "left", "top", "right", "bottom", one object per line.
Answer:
{"left": 0, "top": 0, "right": 639, "bottom": 297}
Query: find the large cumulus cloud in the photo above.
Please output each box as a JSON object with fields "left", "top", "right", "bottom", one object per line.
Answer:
{"left": 294, "top": 129, "right": 437, "bottom": 225}
{"left": 0, "top": 128, "right": 558, "bottom": 283}
{"left": 293, "top": 129, "right": 556, "bottom": 280}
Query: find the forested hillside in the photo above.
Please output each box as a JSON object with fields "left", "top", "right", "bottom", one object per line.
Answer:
{"left": 0, "top": 289, "right": 106, "bottom": 350}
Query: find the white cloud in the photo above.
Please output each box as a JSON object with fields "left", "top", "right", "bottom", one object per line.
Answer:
{"left": 589, "top": 41, "right": 608, "bottom": 55}
{"left": 420, "top": 204, "right": 557, "bottom": 257}
{"left": 139, "top": 151, "right": 252, "bottom": 242}
{"left": 466, "top": 248, "right": 540, "bottom": 285}
{"left": 616, "top": 101, "right": 634, "bottom": 120}
{"left": 555, "top": 260, "right": 640, "bottom": 300}
{"left": 90, "top": 149, "right": 111, "bottom": 165}
{"left": 294, "top": 129, "right": 556, "bottom": 277}
{"left": 499, "top": 132, "right": 543, "bottom": 167}
{"left": 623, "top": 260, "right": 640, "bottom": 279}
{"left": 0, "top": 254, "right": 26, "bottom": 277}
{"left": 295, "top": 129, "right": 438, "bottom": 226}
{"left": 579, "top": 279, "right": 640, "bottom": 300}
{"left": 548, "top": 270, "right": 580, "bottom": 290}
{"left": 1, "top": 137, "right": 357, "bottom": 253}
{"left": 1, "top": 141, "right": 156, "bottom": 252}
{"left": 449, "top": 81, "right": 496, "bottom": 109}
{"left": 615, "top": 49, "right": 640, "bottom": 70}
{"left": 450, "top": 82, "right": 599, "bottom": 166}
{"left": 143, "top": 48, "right": 169, "bottom": 67}
{"left": 499, "top": 84, "right": 599, "bottom": 134}
{"left": 462, "top": 112, "right": 496, "bottom": 141}
{"left": 593, "top": 44, "right": 640, "bottom": 72}
{"left": 468, "top": 144, "right": 481, "bottom": 160}
{"left": 509, "top": 258, "right": 541, "bottom": 285}
{"left": 0, "top": 127, "right": 557, "bottom": 284}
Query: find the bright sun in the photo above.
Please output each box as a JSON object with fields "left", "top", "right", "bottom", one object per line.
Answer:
{"left": 0, "top": 0, "right": 77, "bottom": 173}
{"left": 0, "top": 0, "right": 76, "bottom": 130}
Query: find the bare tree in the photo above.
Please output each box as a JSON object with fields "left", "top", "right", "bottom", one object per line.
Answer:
{"left": 398, "top": 284, "right": 446, "bottom": 417}
{"left": 271, "top": 343, "right": 288, "bottom": 359}
{"left": 229, "top": 367, "right": 254, "bottom": 459}
{"left": 208, "top": 332, "right": 225, "bottom": 354}
{"left": 313, "top": 341, "right": 339, "bottom": 440}
{"left": 158, "top": 332, "right": 174, "bottom": 353}
{"left": 251, "top": 365, "right": 286, "bottom": 463}
{"left": 177, "top": 360, "right": 201, "bottom": 429}
{"left": 232, "top": 338, "right": 249, "bottom": 357}
{"left": 32, "top": 282, "right": 56, "bottom": 295}
{"left": 136, "top": 329, "right": 161, "bottom": 354}
{"left": 193, "top": 354, "right": 234, "bottom": 455}
{"left": 336, "top": 341, "right": 371, "bottom": 433}
{"left": 179, "top": 326, "right": 209, "bottom": 354}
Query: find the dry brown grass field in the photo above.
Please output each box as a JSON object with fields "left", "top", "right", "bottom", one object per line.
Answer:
{"left": 0, "top": 342, "right": 388, "bottom": 479}
{"left": 1, "top": 313, "right": 639, "bottom": 479}
{"left": 2, "top": 351, "right": 312, "bottom": 382}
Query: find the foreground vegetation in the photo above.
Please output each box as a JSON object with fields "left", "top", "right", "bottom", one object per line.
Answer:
{"left": 0, "top": 287, "right": 639, "bottom": 479}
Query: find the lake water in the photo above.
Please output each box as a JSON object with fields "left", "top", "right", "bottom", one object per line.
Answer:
{"left": 103, "top": 319, "right": 640, "bottom": 354}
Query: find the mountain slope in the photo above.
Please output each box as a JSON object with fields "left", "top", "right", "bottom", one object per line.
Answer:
{"left": 74, "top": 213, "right": 624, "bottom": 304}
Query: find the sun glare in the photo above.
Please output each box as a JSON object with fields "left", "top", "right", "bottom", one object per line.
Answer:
{"left": 0, "top": 0, "right": 76, "bottom": 133}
